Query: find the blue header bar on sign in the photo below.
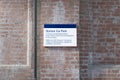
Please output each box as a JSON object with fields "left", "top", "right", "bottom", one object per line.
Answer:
{"left": 44, "top": 24, "right": 76, "bottom": 28}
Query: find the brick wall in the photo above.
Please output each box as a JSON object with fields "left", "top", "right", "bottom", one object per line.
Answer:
{"left": 37, "top": 0, "right": 80, "bottom": 80}
{"left": 2, "top": 0, "right": 120, "bottom": 80}
{"left": 0, "top": 0, "right": 34, "bottom": 80}
{"left": 80, "top": 0, "right": 93, "bottom": 80}
{"left": 80, "top": 0, "right": 120, "bottom": 80}
{"left": 0, "top": 0, "right": 80, "bottom": 80}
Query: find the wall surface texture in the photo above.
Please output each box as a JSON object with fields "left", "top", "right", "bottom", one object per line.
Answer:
{"left": 0, "top": 0, "right": 34, "bottom": 80}
{"left": 1, "top": 0, "right": 120, "bottom": 80}
{"left": 0, "top": 0, "right": 80, "bottom": 80}
{"left": 37, "top": 0, "right": 80, "bottom": 80}
{"left": 80, "top": 0, "right": 120, "bottom": 80}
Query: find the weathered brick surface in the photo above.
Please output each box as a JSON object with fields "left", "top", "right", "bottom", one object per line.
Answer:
{"left": 80, "top": 0, "right": 93, "bottom": 80}
{"left": 37, "top": 0, "right": 79, "bottom": 80}
{"left": 0, "top": 0, "right": 34, "bottom": 80}
{"left": 0, "top": 0, "right": 28, "bottom": 65}
{"left": 80, "top": 0, "right": 120, "bottom": 80}
{"left": 2, "top": 0, "right": 120, "bottom": 80}
{"left": 0, "top": 0, "right": 80, "bottom": 80}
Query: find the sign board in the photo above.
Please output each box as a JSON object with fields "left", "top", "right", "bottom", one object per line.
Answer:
{"left": 44, "top": 24, "right": 77, "bottom": 47}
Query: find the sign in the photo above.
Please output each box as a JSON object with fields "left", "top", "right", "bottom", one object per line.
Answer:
{"left": 44, "top": 24, "right": 77, "bottom": 47}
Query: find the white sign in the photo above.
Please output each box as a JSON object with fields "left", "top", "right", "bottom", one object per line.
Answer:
{"left": 44, "top": 24, "right": 77, "bottom": 47}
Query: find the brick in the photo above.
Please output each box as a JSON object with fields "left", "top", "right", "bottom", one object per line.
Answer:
{"left": 38, "top": 0, "right": 80, "bottom": 80}
{"left": 80, "top": 0, "right": 120, "bottom": 80}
